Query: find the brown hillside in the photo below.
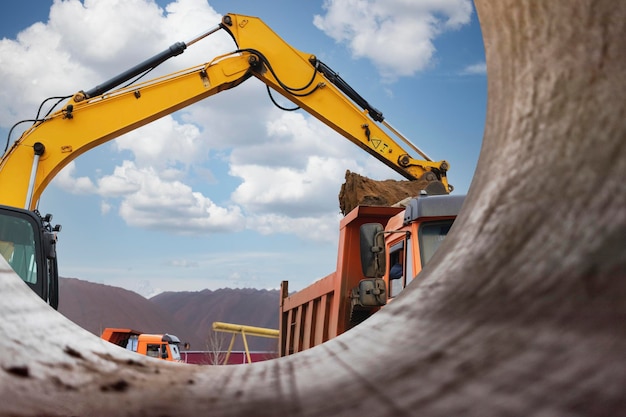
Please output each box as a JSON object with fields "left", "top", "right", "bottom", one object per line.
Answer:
{"left": 151, "top": 288, "right": 280, "bottom": 351}
{"left": 58, "top": 278, "right": 198, "bottom": 345}
{"left": 58, "top": 278, "right": 279, "bottom": 352}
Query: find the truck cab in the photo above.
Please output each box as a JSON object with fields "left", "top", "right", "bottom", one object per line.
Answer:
{"left": 279, "top": 193, "right": 464, "bottom": 356}
{"left": 382, "top": 194, "right": 464, "bottom": 300}
{"left": 101, "top": 328, "right": 185, "bottom": 362}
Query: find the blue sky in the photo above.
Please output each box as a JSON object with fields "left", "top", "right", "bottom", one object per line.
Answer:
{"left": 0, "top": 0, "right": 485, "bottom": 297}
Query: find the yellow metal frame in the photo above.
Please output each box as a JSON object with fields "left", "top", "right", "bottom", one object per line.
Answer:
{"left": 212, "top": 321, "right": 279, "bottom": 364}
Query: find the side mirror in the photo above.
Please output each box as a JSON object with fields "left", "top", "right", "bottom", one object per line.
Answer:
{"left": 354, "top": 278, "right": 386, "bottom": 307}
{"left": 359, "top": 223, "right": 386, "bottom": 278}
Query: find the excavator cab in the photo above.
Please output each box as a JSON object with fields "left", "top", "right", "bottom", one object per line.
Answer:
{"left": 0, "top": 205, "right": 60, "bottom": 309}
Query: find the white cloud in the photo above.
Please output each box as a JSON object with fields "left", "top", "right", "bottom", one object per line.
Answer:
{"left": 54, "top": 162, "right": 97, "bottom": 194}
{"left": 101, "top": 161, "right": 245, "bottom": 234}
{"left": 231, "top": 156, "right": 358, "bottom": 215}
{"left": 0, "top": 0, "right": 229, "bottom": 126}
{"left": 165, "top": 259, "right": 200, "bottom": 268}
{"left": 100, "top": 200, "right": 112, "bottom": 215}
{"left": 48, "top": 0, "right": 165, "bottom": 67}
{"left": 56, "top": 157, "right": 245, "bottom": 235}
{"left": 222, "top": 111, "right": 377, "bottom": 240}
{"left": 246, "top": 212, "right": 342, "bottom": 243}
{"left": 47, "top": 0, "right": 228, "bottom": 75}
{"left": 96, "top": 161, "right": 143, "bottom": 197}
{"left": 135, "top": 279, "right": 164, "bottom": 298}
{"left": 313, "top": 0, "right": 474, "bottom": 81}
{"left": 230, "top": 111, "right": 358, "bottom": 168}
{"left": 229, "top": 112, "right": 365, "bottom": 217}
{"left": 177, "top": 81, "right": 275, "bottom": 150}
{"left": 119, "top": 186, "right": 244, "bottom": 234}
{"left": 0, "top": 24, "right": 95, "bottom": 126}
{"left": 114, "top": 116, "right": 208, "bottom": 170}
{"left": 461, "top": 61, "right": 487, "bottom": 75}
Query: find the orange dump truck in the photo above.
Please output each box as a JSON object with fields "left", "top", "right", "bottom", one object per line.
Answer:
{"left": 101, "top": 328, "right": 186, "bottom": 362}
{"left": 279, "top": 193, "right": 464, "bottom": 356}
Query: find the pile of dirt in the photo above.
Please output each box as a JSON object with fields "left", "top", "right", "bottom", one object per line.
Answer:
{"left": 338, "top": 170, "right": 432, "bottom": 215}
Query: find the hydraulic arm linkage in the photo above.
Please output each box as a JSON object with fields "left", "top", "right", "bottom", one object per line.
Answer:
{"left": 0, "top": 13, "right": 450, "bottom": 210}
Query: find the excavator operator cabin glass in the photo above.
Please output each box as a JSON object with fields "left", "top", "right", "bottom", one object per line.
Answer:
{"left": 418, "top": 220, "right": 453, "bottom": 267}
{"left": 0, "top": 213, "right": 37, "bottom": 285}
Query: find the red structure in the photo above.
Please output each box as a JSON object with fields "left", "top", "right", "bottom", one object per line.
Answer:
{"left": 180, "top": 351, "right": 277, "bottom": 365}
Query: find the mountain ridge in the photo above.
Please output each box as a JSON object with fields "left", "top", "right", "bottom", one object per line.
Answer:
{"left": 58, "top": 277, "right": 280, "bottom": 352}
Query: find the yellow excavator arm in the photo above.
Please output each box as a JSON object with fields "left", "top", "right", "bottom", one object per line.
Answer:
{"left": 0, "top": 13, "right": 450, "bottom": 210}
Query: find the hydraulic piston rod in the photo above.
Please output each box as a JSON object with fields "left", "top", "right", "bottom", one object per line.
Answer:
{"left": 25, "top": 142, "right": 45, "bottom": 209}
{"left": 79, "top": 24, "right": 222, "bottom": 100}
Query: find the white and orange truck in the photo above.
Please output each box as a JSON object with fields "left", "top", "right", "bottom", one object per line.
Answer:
{"left": 278, "top": 192, "right": 464, "bottom": 356}
{"left": 101, "top": 328, "right": 187, "bottom": 362}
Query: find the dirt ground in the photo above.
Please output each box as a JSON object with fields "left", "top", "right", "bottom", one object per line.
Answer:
{"left": 338, "top": 170, "right": 431, "bottom": 215}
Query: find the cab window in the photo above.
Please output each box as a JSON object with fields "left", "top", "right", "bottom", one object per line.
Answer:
{"left": 418, "top": 220, "right": 453, "bottom": 267}
{"left": 125, "top": 335, "right": 139, "bottom": 352}
{"left": 388, "top": 237, "right": 414, "bottom": 298}
{"left": 0, "top": 215, "right": 37, "bottom": 284}
{"left": 169, "top": 344, "right": 181, "bottom": 361}
{"left": 146, "top": 344, "right": 160, "bottom": 358}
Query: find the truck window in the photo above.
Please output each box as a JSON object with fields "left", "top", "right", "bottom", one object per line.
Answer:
{"left": 146, "top": 344, "right": 160, "bottom": 358}
{"left": 418, "top": 220, "right": 453, "bottom": 267}
{"left": 125, "top": 335, "right": 139, "bottom": 352}
{"left": 389, "top": 238, "right": 413, "bottom": 298}
{"left": 169, "top": 343, "right": 181, "bottom": 361}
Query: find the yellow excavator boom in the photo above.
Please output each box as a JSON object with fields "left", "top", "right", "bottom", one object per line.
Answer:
{"left": 0, "top": 13, "right": 450, "bottom": 210}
